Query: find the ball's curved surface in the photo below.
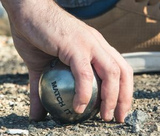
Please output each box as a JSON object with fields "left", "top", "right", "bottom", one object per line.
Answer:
{"left": 39, "top": 59, "right": 101, "bottom": 124}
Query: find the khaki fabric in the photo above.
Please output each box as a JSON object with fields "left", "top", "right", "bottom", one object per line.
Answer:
{"left": 0, "top": 18, "right": 11, "bottom": 36}
{"left": 83, "top": 0, "right": 160, "bottom": 53}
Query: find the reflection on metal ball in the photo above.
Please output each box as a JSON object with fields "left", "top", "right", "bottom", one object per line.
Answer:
{"left": 39, "top": 58, "right": 101, "bottom": 124}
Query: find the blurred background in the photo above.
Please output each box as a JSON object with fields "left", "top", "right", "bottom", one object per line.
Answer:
{"left": 0, "top": 2, "right": 11, "bottom": 36}
{"left": 0, "top": 2, "right": 27, "bottom": 75}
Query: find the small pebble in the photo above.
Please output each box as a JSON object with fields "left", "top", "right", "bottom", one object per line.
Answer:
{"left": 9, "top": 101, "right": 14, "bottom": 106}
{"left": 125, "top": 110, "right": 148, "bottom": 126}
{"left": 125, "top": 110, "right": 148, "bottom": 133}
{"left": 46, "top": 131, "right": 54, "bottom": 136}
{"left": 6, "top": 129, "right": 29, "bottom": 135}
{"left": 47, "top": 120, "right": 57, "bottom": 127}
{"left": 0, "top": 95, "right": 4, "bottom": 98}
{"left": 132, "top": 124, "right": 141, "bottom": 133}
{"left": 71, "top": 126, "right": 79, "bottom": 131}
{"left": 155, "top": 123, "right": 160, "bottom": 131}
{"left": 84, "top": 134, "right": 90, "bottom": 136}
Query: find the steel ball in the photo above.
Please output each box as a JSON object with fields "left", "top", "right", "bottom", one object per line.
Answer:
{"left": 39, "top": 59, "right": 101, "bottom": 124}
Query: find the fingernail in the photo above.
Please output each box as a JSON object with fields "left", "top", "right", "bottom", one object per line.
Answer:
{"left": 75, "top": 104, "right": 87, "bottom": 114}
{"left": 119, "top": 112, "right": 129, "bottom": 123}
{"left": 107, "top": 109, "right": 114, "bottom": 121}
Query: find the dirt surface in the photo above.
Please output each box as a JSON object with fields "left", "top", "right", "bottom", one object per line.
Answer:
{"left": 0, "top": 36, "right": 160, "bottom": 136}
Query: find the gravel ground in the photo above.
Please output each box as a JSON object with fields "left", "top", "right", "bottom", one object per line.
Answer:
{"left": 0, "top": 36, "right": 160, "bottom": 136}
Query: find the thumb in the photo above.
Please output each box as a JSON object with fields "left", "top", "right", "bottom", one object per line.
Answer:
{"left": 29, "top": 70, "right": 47, "bottom": 121}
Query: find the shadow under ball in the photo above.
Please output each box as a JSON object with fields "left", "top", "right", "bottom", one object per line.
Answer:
{"left": 39, "top": 59, "right": 101, "bottom": 124}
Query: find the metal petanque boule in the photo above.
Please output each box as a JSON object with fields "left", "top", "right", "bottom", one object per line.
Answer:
{"left": 39, "top": 58, "right": 101, "bottom": 124}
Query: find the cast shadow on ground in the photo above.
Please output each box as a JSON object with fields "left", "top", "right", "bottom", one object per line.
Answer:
{"left": 0, "top": 113, "right": 29, "bottom": 129}
{"left": 0, "top": 113, "right": 57, "bottom": 129}
{"left": 134, "top": 72, "right": 160, "bottom": 100}
{"left": 133, "top": 90, "right": 160, "bottom": 100}
{"left": 0, "top": 73, "right": 29, "bottom": 85}
{"left": 0, "top": 113, "right": 105, "bottom": 130}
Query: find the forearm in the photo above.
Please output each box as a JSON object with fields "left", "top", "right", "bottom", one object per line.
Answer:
{"left": 1, "top": 0, "right": 77, "bottom": 52}
{"left": 1, "top": 0, "right": 63, "bottom": 19}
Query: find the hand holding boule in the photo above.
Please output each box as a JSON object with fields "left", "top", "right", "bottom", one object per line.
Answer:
{"left": 39, "top": 59, "right": 101, "bottom": 123}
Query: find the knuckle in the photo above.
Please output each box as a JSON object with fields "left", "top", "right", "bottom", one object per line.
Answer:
{"left": 79, "top": 59, "right": 93, "bottom": 81}
{"left": 79, "top": 70, "right": 94, "bottom": 81}
{"left": 108, "top": 63, "right": 120, "bottom": 78}
{"left": 89, "top": 26, "right": 103, "bottom": 38}
{"left": 94, "top": 30, "right": 103, "bottom": 39}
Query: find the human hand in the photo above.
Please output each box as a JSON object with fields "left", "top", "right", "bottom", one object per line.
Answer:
{"left": 2, "top": 0, "right": 133, "bottom": 122}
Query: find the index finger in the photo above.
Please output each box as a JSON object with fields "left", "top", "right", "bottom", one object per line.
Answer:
{"left": 70, "top": 55, "right": 94, "bottom": 114}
